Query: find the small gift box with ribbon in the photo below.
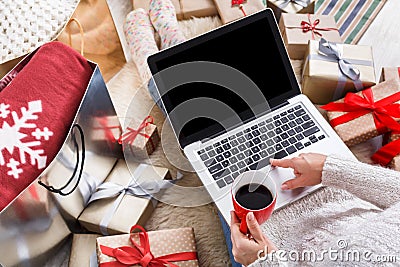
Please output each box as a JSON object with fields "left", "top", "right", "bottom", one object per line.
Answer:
{"left": 322, "top": 79, "right": 400, "bottom": 147}
{"left": 267, "top": 0, "right": 315, "bottom": 21}
{"left": 212, "top": 0, "right": 265, "bottom": 24}
{"left": 302, "top": 38, "right": 376, "bottom": 105}
{"left": 78, "top": 160, "right": 172, "bottom": 235}
{"left": 380, "top": 67, "right": 400, "bottom": 82}
{"left": 119, "top": 116, "right": 160, "bottom": 160}
{"left": 278, "top": 13, "right": 342, "bottom": 59}
{"left": 133, "top": 0, "right": 218, "bottom": 20}
{"left": 371, "top": 132, "right": 400, "bottom": 171}
{"left": 2, "top": 183, "right": 49, "bottom": 223}
{"left": 96, "top": 225, "right": 199, "bottom": 266}
{"left": 69, "top": 234, "right": 101, "bottom": 267}
{"left": 91, "top": 115, "right": 123, "bottom": 153}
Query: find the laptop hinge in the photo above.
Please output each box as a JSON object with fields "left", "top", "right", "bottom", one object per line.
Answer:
{"left": 200, "top": 100, "right": 290, "bottom": 144}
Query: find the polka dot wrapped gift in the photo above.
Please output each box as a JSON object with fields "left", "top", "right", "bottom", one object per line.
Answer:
{"left": 322, "top": 79, "right": 400, "bottom": 147}
{"left": 96, "top": 225, "right": 199, "bottom": 267}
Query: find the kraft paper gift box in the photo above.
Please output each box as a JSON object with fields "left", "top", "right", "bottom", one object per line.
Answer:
{"left": 387, "top": 133, "right": 400, "bottom": 171}
{"left": 133, "top": 0, "right": 218, "bottom": 20}
{"left": 96, "top": 226, "right": 199, "bottom": 266}
{"left": 278, "top": 13, "right": 342, "bottom": 59}
{"left": 0, "top": 207, "right": 71, "bottom": 267}
{"left": 91, "top": 115, "right": 123, "bottom": 153}
{"left": 45, "top": 146, "right": 117, "bottom": 226}
{"left": 380, "top": 67, "right": 400, "bottom": 82}
{"left": 322, "top": 79, "right": 400, "bottom": 147}
{"left": 302, "top": 39, "right": 376, "bottom": 105}
{"left": 267, "top": 0, "right": 315, "bottom": 21}
{"left": 119, "top": 116, "right": 160, "bottom": 160}
{"left": 213, "top": 0, "right": 265, "bottom": 24}
{"left": 1, "top": 183, "right": 49, "bottom": 223}
{"left": 69, "top": 234, "right": 101, "bottom": 267}
{"left": 371, "top": 132, "right": 400, "bottom": 171}
{"left": 78, "top": 160, "right": 171, "bottom": 235}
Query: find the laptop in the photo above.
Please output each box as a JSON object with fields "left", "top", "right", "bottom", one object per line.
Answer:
{"left": 147, "top": 8, "right": 354, "bottom": 223}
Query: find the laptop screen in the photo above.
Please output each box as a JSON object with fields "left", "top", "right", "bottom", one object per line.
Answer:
{"left": 148, "top": 9, "right": 300, "bottom": 148}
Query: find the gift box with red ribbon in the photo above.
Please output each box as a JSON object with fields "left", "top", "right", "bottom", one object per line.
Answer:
{"left": 267, "top": 0, "right": 315, "bottom": 21}
{"left": 322, "top": 79, "right": 400, "bottom": 147}
{"left": 279, "top": 13, "right": 342, "bottom": 59}
{"left": 371, "top": 133, "right": 400, "bottom": 171}
{"left": 96, "top": 225, "right": 199, "bottom": 266}
{"left": 133, "top": 0, "right": 218, "bottom": 20}
{"left": 92, "top": 115, "right": 123, "bottom": 152}
{"left": 119, "top": 116, "right": 159, "bottom": 160}
{"left": 380, "top": 67, "right": 400, "bottom": 82}
{"left": 212, "top": 0, "right": 265, "bottom": 24}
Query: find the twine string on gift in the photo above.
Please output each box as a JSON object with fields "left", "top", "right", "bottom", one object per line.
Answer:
{"left": 279, "top": 0, "right": 310, "bottom": 9}
{"left": 287, "top": 14, "right": 339, "bottom": 40}
{"left": 87, "top": 164, "right": 174, "bottom": 236}
{"left": 118, "top": 116, "right": 156, "bottom": 151}
{"left": 303, "top": 38, "right": 372, "bottom": 101}
{"left": 99, "top": 225, "right": 197, "bottom": 267}
{"left": 322, "top": 88, "right": 400, "bottom": 135}
{"left": 371, "top": 137, "right": 400, "bottom": 166}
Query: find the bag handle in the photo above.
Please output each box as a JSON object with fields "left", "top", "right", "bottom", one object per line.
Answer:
{"left": 38, "top": 124, "right": 86, "bottom": 196}
{"left": 66, "top": 17, "right": 85, "bottom": 56}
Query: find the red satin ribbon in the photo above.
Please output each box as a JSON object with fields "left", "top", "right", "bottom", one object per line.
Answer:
{"left": 14, "top": 185, "right": 41, "bottom": 220}
{"left": 398, "top": 67, "right": 400, "bottom": 78}
{"left": 288, "top": 14, "right": 339, "bottom": 40}
{"left": 371, "top": 136, "right": 400, "bottom": 166}
{"left": 99, "top": 225, "right": 197, "bottom": 267}
{"left": 321, "top": 88, "right": 400, "bottom": 134}
{"left": 118, "top": 116, "right": 155, "bottom": 150}
{"left": 95, "top": 117, "right": 121, "bottom": 142}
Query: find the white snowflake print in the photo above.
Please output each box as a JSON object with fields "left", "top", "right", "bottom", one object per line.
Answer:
{"left": 0, "top": 100, "right": 53, "bottom": 179}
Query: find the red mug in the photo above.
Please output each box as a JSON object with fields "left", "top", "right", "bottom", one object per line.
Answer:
{"left": 231, "top": 170, "right": 277, "bottom": 234}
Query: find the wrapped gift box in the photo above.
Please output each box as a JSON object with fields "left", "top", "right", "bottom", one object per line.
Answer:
{"left": 119, "top": 116, "right": 160, "bottom": 160}
{"left": 69, "top": 234, "right": 101, "bottom": 267}
{"left": 302, "top": 39, "right": 376, "bottom": 104}
{"left": 91, "top": 115, "right": 122, "bottom": 153}
{"left": 0, "top": 208, "right": 71, "bottom": 267}
{"left": 78, "top": 160, "right": 171, "bottom": 235}
{"left": 133, "top": 0, "right": 218, "bottom": 20}
{"left": 380, "top": 67, "right": 400, "bottom": 82}
{"left": 212, "top": 0, "right": 265, "bottom": 24}
{"left": 278, "top": 13, "right": 342, "bottom": 59}
{"left": 322, "top": 80, "right": 400, "bottom": 147}
{"left": 1, "top": 183, "right": 49, "bottom": 223}
{"left": 45, "top": 146, "right": 117, "bottom": 227}
{"left": 267, "top": 0, "right": 314, "bottom": 21}
{"left": 96, "top": 226, "right": 199, "bottom": 266}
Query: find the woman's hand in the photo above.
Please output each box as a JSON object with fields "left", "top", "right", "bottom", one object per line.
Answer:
{"left": 230, "top": 211, "right": 277, "bottom": 266}
{"left": 270, "top": 153, "right": 327, "bottom": 190}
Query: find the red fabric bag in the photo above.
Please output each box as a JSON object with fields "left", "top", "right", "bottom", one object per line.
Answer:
{"left": 0, "top": 41, "right": 93, "bottom": 211}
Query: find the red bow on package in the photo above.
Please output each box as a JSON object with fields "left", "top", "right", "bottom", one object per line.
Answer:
{"left": 99, "top": 225, "right": 197, "bottom": 267}
{"left": 371, "top": 136, "right": 400, "bottom": 166}
{"left": 231, "top": 0, "right": 247, "bottom": 16}
{"left": 322, "top": 88, "right": 400, "bottom": 134}
{"left": 290, "top": 13, "right": 339, "bottom": 40}
{"left": 118, "top": 116, "right": 155, "bottom": 150}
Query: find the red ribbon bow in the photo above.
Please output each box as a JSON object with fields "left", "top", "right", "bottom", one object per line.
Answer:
{"left": 290, "top": 14, "right": 339, "bottom": 40}
{"left": 371, "top": 135, "right": 400, "bottom": 166}
{"left": 99, "top": 225, "right": 197, "bottom": 267}
{"left": 321, "top": 88, "right": 400, "bottom": 134}
{"left": 118, "top": 116, "right": 155, "bottom": 149}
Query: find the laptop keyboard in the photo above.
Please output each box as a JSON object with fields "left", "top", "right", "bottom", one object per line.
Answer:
{"left": 197, "top": 104, "right": 326, "bottom": 189}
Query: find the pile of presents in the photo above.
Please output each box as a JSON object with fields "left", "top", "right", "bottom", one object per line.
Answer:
{"left": 1, "top": 1, "right": 400, "bottom": 267}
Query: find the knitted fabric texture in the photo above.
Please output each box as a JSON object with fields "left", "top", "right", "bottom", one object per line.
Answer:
{"left": 0, "top": 0, "right": 79, "bottom": 64}
{"left": 248, "top": 155, "right": 400, "bottom": 267}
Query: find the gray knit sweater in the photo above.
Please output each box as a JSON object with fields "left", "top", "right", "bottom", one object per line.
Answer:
{"left": 248, "top": 155, "right": 400, "bottom": 267}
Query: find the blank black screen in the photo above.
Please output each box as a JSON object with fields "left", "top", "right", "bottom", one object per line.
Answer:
{"left": 150, "top": 10, "right": 299, "bottom": 147}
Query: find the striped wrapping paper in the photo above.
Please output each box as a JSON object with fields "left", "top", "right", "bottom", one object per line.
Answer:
{"left": 315, "top": 0, "right": 387, "bottom": 44}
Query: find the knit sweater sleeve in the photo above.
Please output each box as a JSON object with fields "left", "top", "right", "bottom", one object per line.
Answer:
{"left": 321, "top": 155, "right": 400, "bottom": 209}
